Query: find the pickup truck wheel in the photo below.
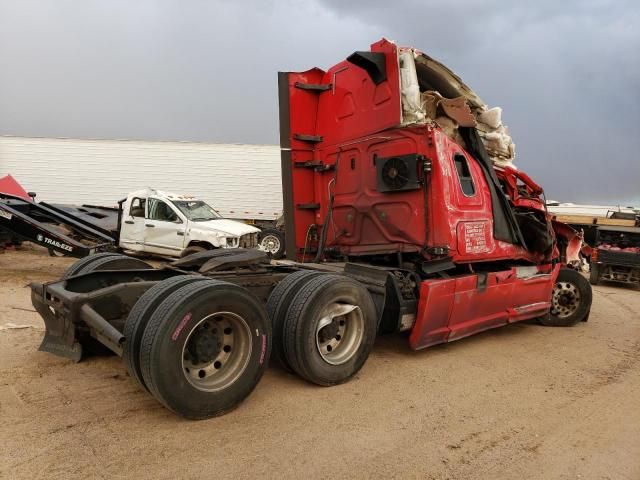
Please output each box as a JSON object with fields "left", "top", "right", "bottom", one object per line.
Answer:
{"left": 283, "top": 274, "right": 377, "bottom": 386}
{"left": 589, "top": 264, "right": 601, "bottom": 286}
{"left": 62, "top": 252, "right": 122, "bottom": 278}
{"left": 123, "top": 275, "right": 210, "bottom": 391}
{"left": 258, "top": 229, "right": 285, "bottom": 259}
{"left": 266, "top": 270, "right": 323, "bottom": 371}
{"left": 540, "top": 268, "right": 592, "bottom": 327}
{"left": 139, "top": 280, "right": 270, "bottom": 419}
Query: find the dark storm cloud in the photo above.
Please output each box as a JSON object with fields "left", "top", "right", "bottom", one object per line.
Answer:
{"left": 318, "top": 0, "right": 640, "bottom": 204}
{"left": 0, "top": 0, "right": 638, "bottom": 203}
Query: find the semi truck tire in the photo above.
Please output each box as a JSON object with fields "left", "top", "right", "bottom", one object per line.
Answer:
{"left": 77, "top": 254, "right": 152, "bottom": 274}
{"left": 540, "top": 268, "right": 592, "bottom": 327}
{"left": 589, "top": 263, "right": 601, "bottom": 286}
{"left": 258, "top": 228, "right": 285, "bottom": 259}
{"left": 62, "top": 252, "right": 122, "bottom": 278}
{"left": 138, "top": 280, "right": 271, "bottom": 419}
{"left": 266, "top": 270, "right": 323, "bottom": 371}
{"left": 282, "top": 274, "right": 377, "bottom": 386}
{"left": 123, "top": 275, "right": 210, "bottom": 391}
{"left": 61, "top": 254, "right": 153, "bottom": 356}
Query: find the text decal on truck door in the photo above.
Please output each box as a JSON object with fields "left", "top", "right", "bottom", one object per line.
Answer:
{"left": 457, "top": 221, "right": 493, "bottom": 255}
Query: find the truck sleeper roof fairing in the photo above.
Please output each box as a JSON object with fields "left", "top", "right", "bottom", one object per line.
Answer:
{"left": 279, "top": 38, "right": 525, "bottom": 261}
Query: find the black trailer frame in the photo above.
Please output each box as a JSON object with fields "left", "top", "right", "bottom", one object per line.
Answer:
{"left": 590, "top": 225, "right": 640, "bottom": 287}
{"left": 0, "top": 192, "right": 117, "bottom": 257}
{"left": 31, "top": 248, "right": 417, "bottom": 362}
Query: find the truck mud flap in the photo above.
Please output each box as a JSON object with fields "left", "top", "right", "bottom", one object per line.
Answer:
{"left": 31, "top": 283, "right": 82, "bottom": 362}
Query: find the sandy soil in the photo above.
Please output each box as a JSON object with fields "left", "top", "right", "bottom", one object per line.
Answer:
{"left": 0, "top": 247, "right": 638, "bottom": 480}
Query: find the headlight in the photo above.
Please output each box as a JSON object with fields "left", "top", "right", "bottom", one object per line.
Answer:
{"left": 226, "top": 237, "right": 239, "bottom": 248}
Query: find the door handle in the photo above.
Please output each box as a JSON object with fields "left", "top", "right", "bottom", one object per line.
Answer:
{"left": 145, "top": 224, "right": 155, "bottom": 227}
{"left": 177, "top": 231, "right": 185, "bottom": 236}
{"left": 124, "top": 220, "right": 134, "bottom": 225}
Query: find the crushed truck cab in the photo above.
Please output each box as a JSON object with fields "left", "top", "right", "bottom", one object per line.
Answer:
{"left": 31, "top": 39, "right": 591, "bottom": 419}
{"left": 118, "top": 189, "right": 260, "bottom": 257}
{"left": 279, "top": 38, "right": 588, "bottom": 349}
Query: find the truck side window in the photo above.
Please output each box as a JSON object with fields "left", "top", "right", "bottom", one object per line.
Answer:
{"left": 454, "top": 153, "right": 475, "bottom": 196}
{"left": 148, "top": 198, "right": 179, "bottom": 222}
{"left": 130, "top": 198, "right": 146, "bottom": 217}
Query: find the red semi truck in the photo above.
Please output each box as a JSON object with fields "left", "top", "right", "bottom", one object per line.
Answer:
{"left": 31, "top": 39, "right": 591, "bottom": 419}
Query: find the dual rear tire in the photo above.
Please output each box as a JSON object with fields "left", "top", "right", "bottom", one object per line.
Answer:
{"left": 65, "top": 258, "right": 378, "bottom": 413}
{"left": 66, "top": 254, "right": 272, "bottom": 419}
{"left": 268, "top": 272, "right": 377, "bottom": 386}
{"left": 125, "top": 269, "right": 376, "bottom": 418}
{"left": 125, "top": 277, "right": 271, "bottom": 419}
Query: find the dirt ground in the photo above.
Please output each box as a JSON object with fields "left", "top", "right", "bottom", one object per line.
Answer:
{"left": 0, "top": 247, "right": 638, "bottom": 480}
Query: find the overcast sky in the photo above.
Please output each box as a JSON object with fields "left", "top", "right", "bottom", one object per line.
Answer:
{"left": 1, "top": 0, "right": 638, "bottom": 204}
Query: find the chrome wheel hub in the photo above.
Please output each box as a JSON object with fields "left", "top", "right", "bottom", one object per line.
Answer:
{"left": 259, "top": 234, "right": 281, "bottom": 254}
{"left": 551, "top": 282, "right": 581, "bottom": 319}
{"left": 181, "top": 311, "right": 252, "bottom": 392}
{"left": 315, "top": 303, "right": 364, "bottom": 365}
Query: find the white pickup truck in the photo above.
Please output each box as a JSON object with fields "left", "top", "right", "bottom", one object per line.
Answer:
{"left": 118, "top": 189, "right": 260, "bottom": 257}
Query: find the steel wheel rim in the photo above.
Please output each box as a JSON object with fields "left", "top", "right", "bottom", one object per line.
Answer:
{"left": 551, "top": 282, "right": 581, "bottom": 318}
{"left": 181, "top": 311, "right": 252, "bottom": 392}
{"left": 259, "top": 234, "right": 281, "bottom": 254}
{"left": 315, "top": 302, "right": 364, "bottom": 365}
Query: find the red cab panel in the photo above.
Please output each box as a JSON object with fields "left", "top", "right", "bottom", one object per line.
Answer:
{"left": 316, "top": 38, "right": 402, "bottom": 147}
{"left": 409, "top": 265, "right": 560, "bottom": 350}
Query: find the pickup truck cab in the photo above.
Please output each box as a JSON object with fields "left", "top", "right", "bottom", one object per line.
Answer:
{"left": 118, "top": 189, "right": 259, "bottom": 257}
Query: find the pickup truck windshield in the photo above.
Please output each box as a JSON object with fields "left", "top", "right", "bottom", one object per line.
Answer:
{"left": 172, "top": 200, "right": 221, "bottom": 221}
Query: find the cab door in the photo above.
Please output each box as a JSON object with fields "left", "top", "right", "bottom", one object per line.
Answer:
{"left": 439, "top": 142, "right": 511, "bottom": 337}
{"left": 119, "top": 196, "right": 147, "bottom": 251}
{"left": 143, "top": 197, "right": 187, "bottom": 256}
{"left": 448, "top": 150, "right": 495, "bottom": 260}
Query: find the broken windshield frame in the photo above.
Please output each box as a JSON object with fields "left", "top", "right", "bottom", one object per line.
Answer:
{"left": 171, "top": 200, "right": 222, "bottom": 221}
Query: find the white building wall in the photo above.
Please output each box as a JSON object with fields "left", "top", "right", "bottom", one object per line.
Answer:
{"left": 0, "top": 136, "right": 282, "bottom": 220}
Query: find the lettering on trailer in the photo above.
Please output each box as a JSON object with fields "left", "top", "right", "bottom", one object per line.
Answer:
{"left": 0, "top": 210, "right": 12, "bottom": 220}
{"left": 36, "top": 234, "right": 73, "bottom": 252}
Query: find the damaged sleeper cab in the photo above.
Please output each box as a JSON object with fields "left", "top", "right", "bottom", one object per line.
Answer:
{"left": 31, "top": 38, "right": 592, "bottom": 419}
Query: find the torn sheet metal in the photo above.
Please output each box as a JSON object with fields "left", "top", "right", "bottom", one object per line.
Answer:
{"left": 397, "top": 47, "right": 516, "bottom": 167}
{"left": 439, "top": 97, "right": 476, "bottom": 127}
{"left": 399, "top": 50, "right": 425, "bottom": 124}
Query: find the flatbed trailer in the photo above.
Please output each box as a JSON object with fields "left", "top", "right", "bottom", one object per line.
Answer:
{"left": 30, "top": 38, "right": 592, "bottom": 419}
{"left": 0, "top": 192, "right": 117, "bottom": 257}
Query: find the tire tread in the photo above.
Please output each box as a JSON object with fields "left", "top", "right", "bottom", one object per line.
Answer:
{"left": 266, "top": 270, "right": 322, "bottom": 370}
{"left": 123, "top": 275, "right": 208, "bottom": 390}
{"left": 62, "top": 252, "right": 121, "bottom": 279}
